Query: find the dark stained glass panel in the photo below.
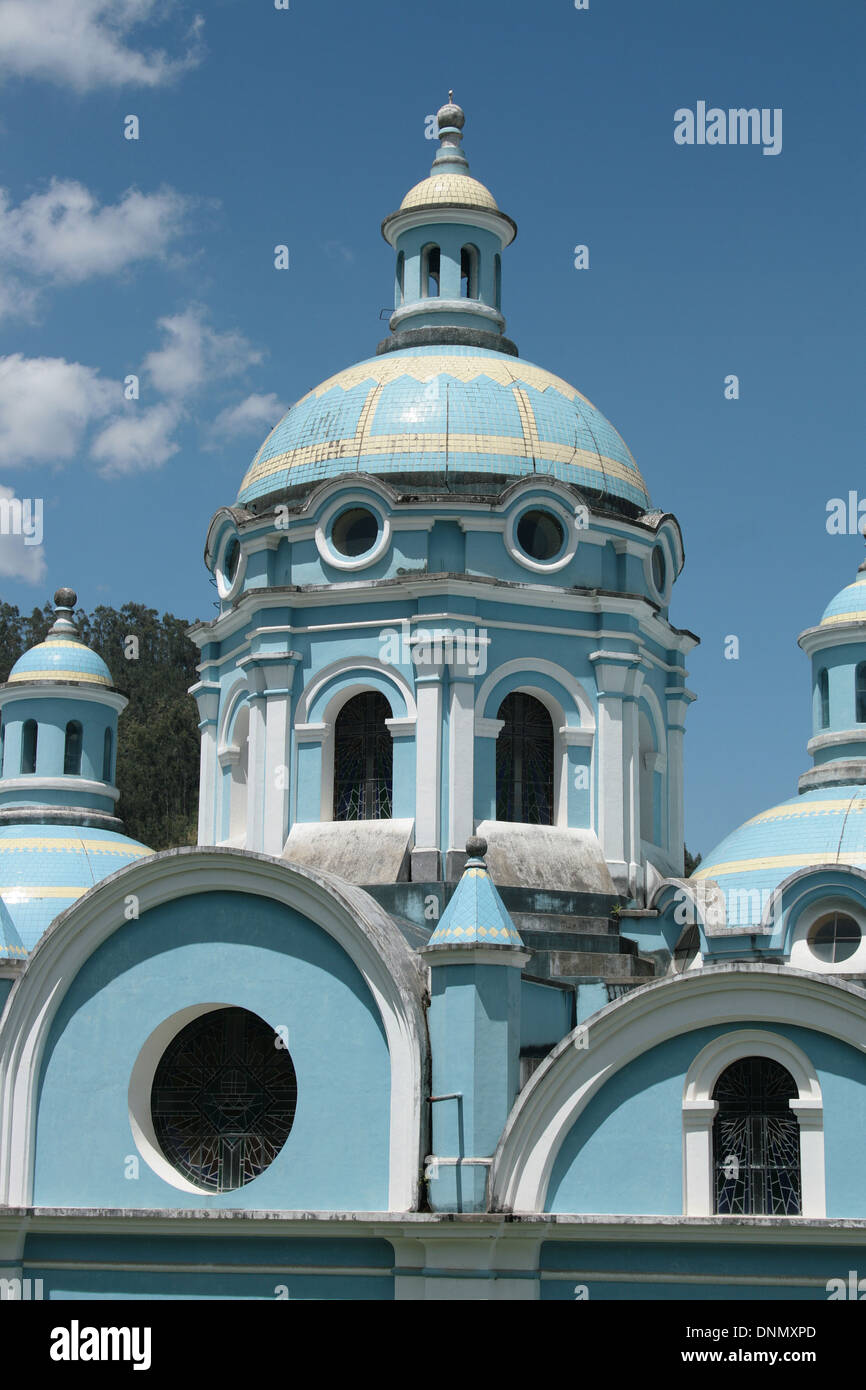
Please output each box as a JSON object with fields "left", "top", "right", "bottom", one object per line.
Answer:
{"left": 712, "top": 1056, "right": 800, "bottom": 1216}
{"left": 334, "top": 691, "right": 393, "bottom": 820}
{"left": 496, "top": 691, "right": 554, "bottom": 825}
{"left": 151, "top": 1007, "right": 297, "bottom": 1192}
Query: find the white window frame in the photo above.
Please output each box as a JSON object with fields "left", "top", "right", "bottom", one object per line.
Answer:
{"left": 682, "top": 1029, "right": 825, "bottom": 1218}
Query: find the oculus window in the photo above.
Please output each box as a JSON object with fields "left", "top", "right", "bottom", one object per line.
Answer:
{"left": 150, "top": 1007, "right": 297, "bottom": 1192}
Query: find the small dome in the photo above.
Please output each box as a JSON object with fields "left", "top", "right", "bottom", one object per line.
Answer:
{"left": 0, "top": 824, "right": 152, "bottom": 956}
{"left": 238, "top": 345, "right": 650, "bottom": 512}
{"left": 400, "top": 172, "right": 499, "bottom": 213}
{"left": 819, "top": 570, "right": 866, "bottom": 628}
{"left": 692, "top": 786, "right": 866, "bottom": 927}
{"left": 7, "top": 637, "right": 113, "bottom": 687}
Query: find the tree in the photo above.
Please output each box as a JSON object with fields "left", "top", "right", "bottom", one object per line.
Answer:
{"left": 684, "top": 844, "right": 702, "bottom": 876}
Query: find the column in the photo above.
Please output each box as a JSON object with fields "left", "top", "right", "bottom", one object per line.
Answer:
{"left": 239, "top": 651, "right": 301, "bottom": 856}
{"left": 188, "top": 679, "right": 220, "bottom": 845}
{"left": 411, "top": 651, "right": 444, "bottom": 881}
{"left": 589, "top": 650, "right": 643, "bottom": 896}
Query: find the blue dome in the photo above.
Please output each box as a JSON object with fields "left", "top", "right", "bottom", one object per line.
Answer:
{"left": 692, "top": 786, "right": 866, "bottom": 926}
{"left": 238, "top": 346, "right": 650, "bottom": 513}
{"left": 8, "top": 636, "right": 113, "bottom": 687}
{"left": 819, "top": 570, "right": 866, "bottom": 628}
{"left": 0, "top": 824, "right": 152, "bottom": 956}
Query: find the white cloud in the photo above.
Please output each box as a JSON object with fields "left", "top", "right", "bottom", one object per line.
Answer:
{"left": 0, "top": 0, "right": 204, "bottom": 93}
{"left": 143, "top": 307, "right": 263, "bottom": 399}
{"left": 0, "top": 354, "right": 118, "bottom": 466}
{"left": 0, "top": 274, "right": 37, "bottom": 323}
{"left": 0, "top": 484, "right": 47, "bottom": 584}
{"left": 90, "top": 402, "right": 182, "bottom": 476}
{"left": 0, "top": 180, "right": 191, "bottom": 285}
{"left": 210, "top": 392, "right": 287, "bottom": 440}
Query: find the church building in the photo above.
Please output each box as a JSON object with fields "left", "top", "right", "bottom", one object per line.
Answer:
{"left": 1, "top": 98, "right": 865, "bottom": 1301}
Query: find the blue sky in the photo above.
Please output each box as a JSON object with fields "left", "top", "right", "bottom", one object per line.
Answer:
{"left": 0, "top": 0, "right": 863, "bottom": 856}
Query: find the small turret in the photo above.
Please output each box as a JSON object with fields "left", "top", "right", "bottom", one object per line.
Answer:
{"left": 0, "top": 588, "right": 127, "bottom": 831}
{"left": 798, "top": 539, "right": 866, "bottom": 792}
{"left": 380, "top": 96, "right": 518, "bottom": 355}
{"left": 422, "top": 837, "right": 529, "bottom": 1212}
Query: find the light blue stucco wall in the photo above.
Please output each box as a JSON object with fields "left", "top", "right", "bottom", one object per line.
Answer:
{"left": 34, "top": 889, "right": 391, "bottom": 1211}
{"left": 546, "top": 1021, "right": 866, "bottom": 1217}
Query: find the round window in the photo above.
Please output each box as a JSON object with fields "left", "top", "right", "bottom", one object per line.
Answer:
{"left": 516, "top": 509, "right": 565, "bottom": 562}
{"left": 150, "top": 1007, "right": 297, "bottom": 1192}
{"left": 224, "top": 537, "right": 240, "bottom": 583}
{"left": 652, "top": 545, "right": 667, "bottom": 595}
{"left": 809, "top": 912, "right": 861, "bottom": 964}
{"left": 331, "top": 507, "right": 379, "bottom": 558}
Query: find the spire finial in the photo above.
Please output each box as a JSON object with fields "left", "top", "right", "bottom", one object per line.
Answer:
{"left": 433, "top": 93, "right": 468, "bottom": 173}
{"left": 48, "top": 586, "right": 80, "bottom": 639}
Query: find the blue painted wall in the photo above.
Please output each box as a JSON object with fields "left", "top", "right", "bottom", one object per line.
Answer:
{"left": 34, "top": 890, "right": 391, "bottom": 1211}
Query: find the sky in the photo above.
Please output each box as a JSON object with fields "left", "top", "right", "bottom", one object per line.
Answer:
{"left": 0, "top": 0, "right": 863, "bottom": 856}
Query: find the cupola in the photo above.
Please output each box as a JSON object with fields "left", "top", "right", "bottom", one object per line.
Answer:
{"left": 380, "top": 95, "right": 518, "bottom": 355}
{"left": 0, "top": 588, "right": 128, "bottom": 831}
{"left": 798, "top": 542, "right": 866, "bottom": 791}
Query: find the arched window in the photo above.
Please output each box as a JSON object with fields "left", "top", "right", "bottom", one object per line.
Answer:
{"left": 713, "top": 1057, "right": 801, "bottom": 1216}
{"left": 64, "top": 720, "right": 83, "bottom": 776}
{"left": 102, "top": 727, "right": 113, "bottom": 782}
{"left": 494, "top": 253, "right": 502, "bottom": 309}
{"left": 20, "top": 719, "right": 37, "bottom": 775}
{"left": 857, "top": 661, "right": 866, "bottom": 723}
{"left": 422, "top": 244, "right": 440, "bottom": 298}
{"left": 334, "top": 692, "right": 393, "bottom": 820}
{"left": 496, "top": 692, "right": 554, "bottom": 824}
{"left": 818, "top": 668, "right": 830, "bottom": 728}
{"left": 395, "top": 250, "right": 405, "bottom": 305}
{"left": 460, "top": 244, "right": 479, "bottom": 298}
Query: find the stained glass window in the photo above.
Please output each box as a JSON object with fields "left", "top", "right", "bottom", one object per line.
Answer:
{"left": 496, "top": 692, "right": 554, "bottom": 825}
{"left": 151, "top": 1007, "right": 297, "bottom": 1192}
{"left": 712, "top": 1056, "right": 801, "bottom": 1216}
{"left": 334, "top": 691, "right": 393, "bottom": 820}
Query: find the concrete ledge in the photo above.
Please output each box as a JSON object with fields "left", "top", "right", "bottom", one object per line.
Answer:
{"left": 476, "top": 821, "right": 616, "bottom": 894}
{"left": 283, "top": 819, "right": 414, "bottom": 884}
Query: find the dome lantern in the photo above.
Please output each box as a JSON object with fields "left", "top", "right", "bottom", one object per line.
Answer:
{"left": 380, "top": 96, "right": 518, "bottom": 357}
{"left": 0, "top": 587, "right": 130, "bottom": 832}
{"left": 798, "top": 539, "right": 866, "bottom": 792}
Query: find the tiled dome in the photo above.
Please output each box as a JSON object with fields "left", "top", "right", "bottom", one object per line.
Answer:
{"left": 0, "top": 824, "right": 152, "bottom": 956}
{"left": 691, "top": 786, "right": 866, "bottom": 927}
{"left": 238, "top": 346, "right": 650, "bottom": 513}
{"left": 8, "top": 637, "right": 113, "bottom": 687}
{"left": 820, "top": 570, "right": 866, "bottom": 627}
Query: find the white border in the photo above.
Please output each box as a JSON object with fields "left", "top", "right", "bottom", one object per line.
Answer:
{"left": 505, "top": 499, "right": 578, "bottom": 575}
{"left": 315, "top": 497, "right": 391, "bottom": 572}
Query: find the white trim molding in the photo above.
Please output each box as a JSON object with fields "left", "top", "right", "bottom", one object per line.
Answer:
{"left": 682, "top": 1029, "right": 825, "bottom": 1218}
{"left": 489, "top": 967, "right": 863, "bottom": 1215}
{"left": 0, "top": 848, "right": 428, "bottom": 1214}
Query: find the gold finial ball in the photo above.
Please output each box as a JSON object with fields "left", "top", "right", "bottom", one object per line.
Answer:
{"left": 54, "top": 587, "right": 77, "bottom": 609}
{"left": 437, "top": 94, "right": 465, "bottom": 131}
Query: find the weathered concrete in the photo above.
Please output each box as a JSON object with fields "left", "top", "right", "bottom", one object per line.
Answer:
{"left": 283, "top": 819, "right": 415, "bottom": 884}
{"left": 476, "top": 822, "right": 616, "bottom": 894}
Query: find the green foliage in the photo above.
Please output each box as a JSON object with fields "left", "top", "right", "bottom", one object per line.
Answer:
{"left": 684, "top": 844, "right": 702, "bottom": 877}
{"left": 0, "top": 597, "right": 201, "bottom": 850}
